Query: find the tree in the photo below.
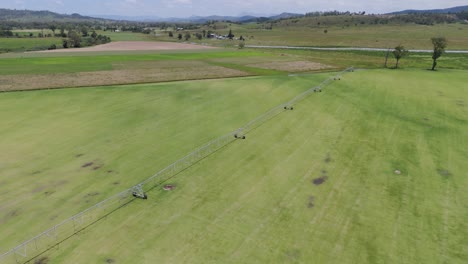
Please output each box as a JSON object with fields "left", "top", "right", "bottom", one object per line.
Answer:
{"left": 68, "top": 30, "right": 82, "bottom": 47}
{"left": 49, "top": 24, "right": 57, "bottom": 36}
{"left": 431, "top": 37, "right": 447, "bottom": 70}
{"left": 184, "top": 32, "right": 191, "bottom": 41}
{"left": 81, "top": 26, "right": 89, "bottom": 37}
{"left": 238, "top": 41, "right": 245, "bottom": 49}
{"left": 60, "top": 26, "right": 66, "bottom": 37}
{"left": 227, "top": 29, "right": 234, "bottom": 40}
{"left": 177, "top": 33, "right": 182, "bottom": 40}
{"left": 168, "top": 31, "right": 173, "bottom": 37}
{"left": 195, "top": 33, "right": 202, "bottom": 40}
{"left": 392, "top": 45, "right": 408, "bottom": 69}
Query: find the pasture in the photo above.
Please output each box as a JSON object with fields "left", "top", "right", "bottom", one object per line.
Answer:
{"left": 0, "top": 69, "right": 466, "bottom": 263}
{"left": 156, "top": 23, "right": 468, "bottom": 50}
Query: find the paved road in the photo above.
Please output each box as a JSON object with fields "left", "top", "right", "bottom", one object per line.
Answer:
{"left": 246, "top": 45, "right": 468, "bottom": 54}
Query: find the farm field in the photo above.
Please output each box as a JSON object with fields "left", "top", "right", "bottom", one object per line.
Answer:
{"left": 0, "top": 49, "right": 335, "bottom": 91}
{"left": 0, "top": 37, "right": 62, "bottom": 53}
{"left": 1, "top": 69, "right": 466, "bottom": 263}
{"left": 0, "top": 30, "right": 152, "bottom": 53}
{"left": 1, "top": 45, "right": 467, "bottom": 92}
{"left": 156, "top": 23, "right": 468, "bottom": 50}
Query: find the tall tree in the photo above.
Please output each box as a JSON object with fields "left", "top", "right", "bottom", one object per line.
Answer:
{"left": 49, "top": 24, "right": 57, "bottom": 36}
{"left": 431, "top": 37, "right": 447, "bottom": 71}
{"left": 227, "top": 29, "right": 234, "bottom": 40}
{"left": 68, "top": 30, "right": 82, "bottom": 48}
{"left": 392, "top": 45, "right": 408, "bottom": 69}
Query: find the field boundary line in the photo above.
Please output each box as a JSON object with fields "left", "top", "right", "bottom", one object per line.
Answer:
{"left": 0, "top": 67, "right": 353, "bottom": 264}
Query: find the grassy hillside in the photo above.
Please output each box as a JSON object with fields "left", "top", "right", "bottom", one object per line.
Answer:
{"left": 1, "top": 69, "right": 466, "bottom": 263}
{"left": 0, "top": 8, "right": 105, "bottom": 23}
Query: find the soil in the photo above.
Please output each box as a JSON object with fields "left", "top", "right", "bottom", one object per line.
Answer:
{"left": 105, "top": 258, "right": 115, "bottom": 263}
{"left": 34, "top": 257, "right": 49, "bottom": 264}
{"left": 313, "top": 176, "right": 328, "bottom": 185}
{"left": 163, "top": 184, "right": 175, "bottom": 191}
{"left": 248, "top": 61, "right": 332, "bottom": 72}
{"left": 437, "top": 169, "right": 451, "bottom": 177}
{"left": 84, "top": 192, "right": 100, "bottom": 198}
{"left": 36, "top": 41, "right": 216, "bottom": 53}
{"left": 82, "top": 162, "right": 94, "bottom": 168}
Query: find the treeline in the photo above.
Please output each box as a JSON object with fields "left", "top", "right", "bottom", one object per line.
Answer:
{"left": 288, "top": 10, "right": 467, "bottom": 26}
{"left": 60, "top": 30, "right": 111, "bottom": 49}
{"left": 305, "top": 11, "right": 367, "bottom": 16}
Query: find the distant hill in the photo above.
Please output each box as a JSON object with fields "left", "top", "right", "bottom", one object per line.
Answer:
{"left": 92, "top": 12, "right": 303, "bottom": 23}
{"left": 388, "top": 5, "right": 468, "bottom": 15}
{"left": 0, "top": 8, "right": 108, "bottom": 23}
{"left": 0, "top": 8, "right": 304, "bottom": 24}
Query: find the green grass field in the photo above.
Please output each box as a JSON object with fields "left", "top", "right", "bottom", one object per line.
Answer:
{"left": 156, "top": 23, "right": 468, "bottom": 50}
{"left": 0, "top": 37, "right": 63, "bottom": 53}
{"left": 0, "top": 69, "right": 466, "bottom": 263}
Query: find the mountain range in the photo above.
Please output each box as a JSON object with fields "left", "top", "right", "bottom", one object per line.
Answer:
{"left": 388, "top": 5, "right": 468, "bottom": 15}
{"left": 92, "top": 13, "right": 303, "bottom": 23}
{"left": 1, "top": 5, "right": 467, "bottom": 24}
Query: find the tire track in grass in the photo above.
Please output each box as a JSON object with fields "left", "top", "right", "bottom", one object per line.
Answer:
{"left": 440, "top": 98, "right": 450, "bottom": 264}
{"left": 228, "top": 163, "right": 320, "bottom": 261}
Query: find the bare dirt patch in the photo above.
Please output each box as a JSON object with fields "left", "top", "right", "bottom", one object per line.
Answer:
{"left": 82, "top": 162, "right": 94, "bottom": 168}
{"left": 36, "top": 41, "right": 216, "bottom": 53}
{"left": 34, "top": 256, "right": 49, "bottom": 264}
{"left": 313, "top": 176, "right": 328, "bottom": 185}
{"left": 163, "top": 184, "right": 175, "bottom": 191}
{"left": 437, "top": 169, "right": 452, "bottom": 178}
{"left": 247, "top": 61, "right": 332, "bottom": 72}
{"left": 84, "top": 192, "right": 100, "bottom": 198}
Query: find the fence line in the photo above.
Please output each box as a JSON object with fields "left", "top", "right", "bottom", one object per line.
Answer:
{"left": 0, "top": 67, "right": 353, "bottom": 263}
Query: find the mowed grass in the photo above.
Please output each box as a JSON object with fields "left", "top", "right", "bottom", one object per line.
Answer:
{"left": 0, "top": 50, "right": 273, "bottom": 75}
{"left": 0, "top": 73, "right": 331, "bottom": 254}
{"left": 0, "top": 37, "right": 62, "bottom": 53}
{"left": 2, "top": 69, "right": 467, "bottom": 263}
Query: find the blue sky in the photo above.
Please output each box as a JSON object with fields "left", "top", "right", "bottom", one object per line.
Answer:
{"left": 3, "top": 0, "right": 467, "bottom": 17}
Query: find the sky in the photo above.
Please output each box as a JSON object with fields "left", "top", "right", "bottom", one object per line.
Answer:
{"left": 2, "top": 0, "right": 467, "bottom": 18}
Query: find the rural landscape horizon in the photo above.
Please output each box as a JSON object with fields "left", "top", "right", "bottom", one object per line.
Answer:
{"left": 0, "top": 1, "right": 467, "bottom": 264}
